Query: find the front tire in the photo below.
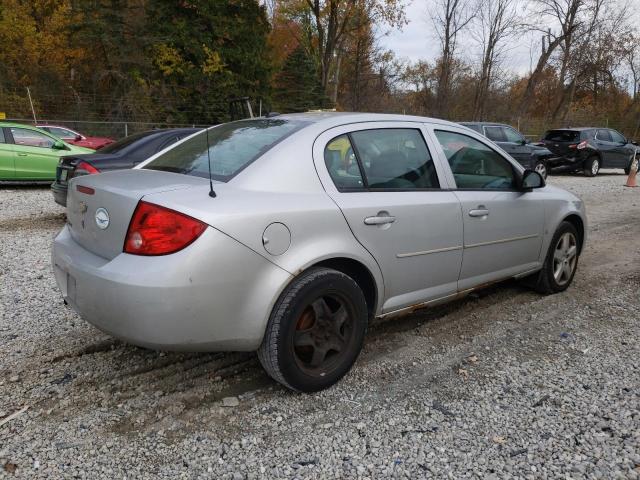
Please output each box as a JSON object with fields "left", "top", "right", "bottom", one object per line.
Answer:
{"left": 258, "top": 267, "right": 368, "bottom": 392}
{"left": 531, "top": 221, "right": 580, "bottom": 294}
{"left": 584, "top": 156, "right": 600, "bottom": 177}
{"left": 534, "top": 159, "right": 548, "bottom": 179}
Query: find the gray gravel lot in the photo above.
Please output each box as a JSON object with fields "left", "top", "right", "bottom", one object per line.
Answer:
{"left": 1, "top": 172, "right": 639, "bottom": 479}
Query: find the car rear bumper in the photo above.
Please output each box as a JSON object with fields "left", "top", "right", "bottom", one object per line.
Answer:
{"left": 52, "top": 225, "right": 291, "bottom": 351}
{"left": 51, "top": 181, "right": 68, "bottom": 207}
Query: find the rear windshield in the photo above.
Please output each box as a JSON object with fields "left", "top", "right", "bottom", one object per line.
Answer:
{"left": 544, "top": 130, "right": 581, "bottom": 142}
{"left": 143, "top": 119, "right": 308, "bottom": 181}
{"left": 99, "top": 131, "right": 157, "bottom": 154}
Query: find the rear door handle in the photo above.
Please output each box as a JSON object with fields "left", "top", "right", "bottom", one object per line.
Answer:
{"left": 364, "top": 215, "right": 396, "bottom": 225}
{"left": 17, "top": 153, "right": 28, "bottom": 156}
{"left": 469, "top": 207, "right": 489, "bottom": 217}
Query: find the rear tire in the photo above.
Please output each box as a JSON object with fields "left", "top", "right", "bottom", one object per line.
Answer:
{"left": 530, "top": 221, "right": 580, "bottom": 294}
{"left": 258, "top": 267, "right": 368, "bottom": 392}
{"left": 584, "top": 156, "right": 600, "bottom": 177}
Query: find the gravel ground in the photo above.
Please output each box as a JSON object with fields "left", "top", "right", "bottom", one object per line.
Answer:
{"left": 0, "top": 171, "right": 639, "bottom": 479}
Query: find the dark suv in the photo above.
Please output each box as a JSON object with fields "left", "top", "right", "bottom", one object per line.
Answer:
{"left": 460, "top": 122, "right": 554, "bottom": 178}
{"left": 541, "top": 127, "right": 638, "bottom": 177}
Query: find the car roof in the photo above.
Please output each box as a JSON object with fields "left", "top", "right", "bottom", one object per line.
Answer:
{"left": 547, "top": 127, "right": 595, "bottom": 131}
{"left": 459, "top": 121, "right": 509, "bottom": 128}
{"left": 0, "top": 121, "right": 49, "bottom": 130}
{"left": 255, "top": 112, "right": 464, "bottom": 130}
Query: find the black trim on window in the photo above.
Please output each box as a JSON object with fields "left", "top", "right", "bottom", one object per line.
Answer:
{"left": 433, "top": 128, "right": 521, "bottom": 192}
{"left": 329, "top": 127, "right": 441, "bottom": 193}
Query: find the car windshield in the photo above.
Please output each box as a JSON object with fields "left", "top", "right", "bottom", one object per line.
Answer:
{"left": 143, "top": 119, "right": 308, "bottom": 181}
{"left": 544, "top": 130, "right": 581, "bottom": 142}
{"left": 99, "top": 131, "right": 157, "bottom": 154}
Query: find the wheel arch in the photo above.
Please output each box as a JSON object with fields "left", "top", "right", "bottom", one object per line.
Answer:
{"left": 562, "top": 214, "right": 585, "bottom": 254}
{"left": 308, "top": 257, "right": 379, "bottom": 319}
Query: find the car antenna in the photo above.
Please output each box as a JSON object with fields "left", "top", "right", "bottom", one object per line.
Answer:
{"left": 205, "top": 125, "right": 216, "bottom": 198}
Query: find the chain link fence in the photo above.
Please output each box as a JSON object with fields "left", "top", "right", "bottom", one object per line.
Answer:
{"left": 4, "top": 118, "right": 211, "bottom": 141}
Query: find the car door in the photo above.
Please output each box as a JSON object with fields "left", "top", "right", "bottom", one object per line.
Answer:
{"left": 501, "top": 126, "right": 532, "bottom": 165}
{"left": 9, "top": 127, "right": 62, "bottom": 180}
{"left": 313, "top": 122, "right": 463, "bottom": 314}
{"left": 0, "top": 127, "right": 16, "bottom": 179}
{"left": 431, "top": 127, "right": 545, "bottom": 291}
{"left": 608, "top": 129, "right": 633, "bottom": 168}
{"left": 594, "top": 129, "right": 616, "bottom": 167}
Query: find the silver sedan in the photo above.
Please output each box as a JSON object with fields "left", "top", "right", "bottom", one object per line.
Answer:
{"left": 52, "top": 113, "right": 586, "bottom": 392}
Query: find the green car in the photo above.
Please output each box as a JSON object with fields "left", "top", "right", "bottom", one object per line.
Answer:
{"left": 0, "top": 122, "right": 94, "bottom": 180}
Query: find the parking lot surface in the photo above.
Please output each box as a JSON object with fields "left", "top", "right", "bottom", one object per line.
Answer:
{"left": 1, "top": 173, "right": 639, "bottom": 479}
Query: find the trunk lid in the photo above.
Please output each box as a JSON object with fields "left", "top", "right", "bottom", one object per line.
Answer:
{"left": 66, "top": 169, "right": 209, "bottom": 260}
{"left": 542, "top": 130, "right": 583, "bottom": 156}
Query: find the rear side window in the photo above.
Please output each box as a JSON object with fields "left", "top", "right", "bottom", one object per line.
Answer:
{"left": 324, "top": 135, "right": 365, "bottom": 190}
{"left": 350, "top": 129, "right": 439, "bottom": 190}
{"left": 144, "top": 119, "right": 308, "bottom": 182}
{"left": 544, "top": 130, "right": 580, "bottom": 142}
{"left": 0, "top": 128, "right": 5, "bottom": 144}
{"left": 434, "top": 130, "right": 515, "bottom": 190}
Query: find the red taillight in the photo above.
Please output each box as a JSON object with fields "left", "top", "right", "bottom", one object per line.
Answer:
{"left": 75, "top": 161, "right": 100, "bottom": 176}
{"left": 124, "top": 201, "right": 207, "bottom": 256}
{"left": 568, "top": 141, "right": 588, "bottom": 150}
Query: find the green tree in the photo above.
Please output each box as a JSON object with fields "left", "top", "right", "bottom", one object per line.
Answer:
{"left": 272, "top": 46, "right": 329, "bottom": 112}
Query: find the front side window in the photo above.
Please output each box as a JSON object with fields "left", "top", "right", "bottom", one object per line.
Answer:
{"left": 324, "top": 135, "right": 364, "bottom": 190}
{"left": 48, "top": 127, "right": 77, "bottom": 139}
{"left": 434, "top": 130, "right": 516, "bottom": 190}
{"left": 349, "top": 128, "right": 439, "bottom": 190}
{"left": 503, "top": 127, "right": 524, "bottom": 143}
{"left": 144, "top": 119, "right": 308, "bottom": 181}
{"left": 10, "top": 128, "right": 55, "bottom": 148}
{"left": 0, "top": 128, "right": 5, "bottom": 144}
{"left": 484, "top": 126, "right": 506, "bottom": 142}
{"left": 610, "top": 130, "right": 626, "bottom": 144}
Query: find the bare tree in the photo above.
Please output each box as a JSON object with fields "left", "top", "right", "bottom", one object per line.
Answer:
{"left": 283, "top": 0, "right": 405, "bottom": 93}
{"left": 430, "top": 0, "right": 476, "bottom": 117}
{"left": 515, "top": 0, "right": 589, "bottom": 119}
{"left": 550, "top": 0, "right": 611, "bottom": 121}
{"left": 470, "top": 0, "right": 520, "bottom": 120}
{"left": 623, "top": 33, "right": 640, "bottom": 100}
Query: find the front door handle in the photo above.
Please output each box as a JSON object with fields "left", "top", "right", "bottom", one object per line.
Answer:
{"left": 469, "top": 207, "right": 489, "bottom": 218}
{"left": 17, "top": 153, "right": 28, "bottom": 156}
{"left": 364, "top": 215, "right": 396, "bottom": 225}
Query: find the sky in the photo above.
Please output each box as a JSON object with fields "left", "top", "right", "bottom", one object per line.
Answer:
{"left": 382, "top": 0, "right": 541, "bottom": 76}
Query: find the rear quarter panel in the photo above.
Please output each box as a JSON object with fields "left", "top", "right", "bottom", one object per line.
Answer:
{"left": 141, "top": 134, "right": 386, "bottom": 315}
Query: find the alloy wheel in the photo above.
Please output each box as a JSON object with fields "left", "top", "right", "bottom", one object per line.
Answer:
{"left": 534, "top": 162, "right": 547, "bottom": 178}
{"left": 553, "top": 232, "right": 577, "bottom": 286}
{"left": 591, "top": 159, "right": 600, "bottom": 176}
{"left": 292, "top": 294, "right": 354, "bottom": 375}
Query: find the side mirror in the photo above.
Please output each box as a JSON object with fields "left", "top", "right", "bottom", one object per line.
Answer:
{"left": 521, "top": 169, "right": 545, "bottom": 190}
{"left": 52, "top": 140, "right": 67, "bottom": 150}
{"left": 631, "top": 140, "right": 638, "bottom": 146}
{"left": 520, "top": 139, "right": 528, "bottom": 145}
{"left": 75, "top": 134, "right": 82, "bottom": 141}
